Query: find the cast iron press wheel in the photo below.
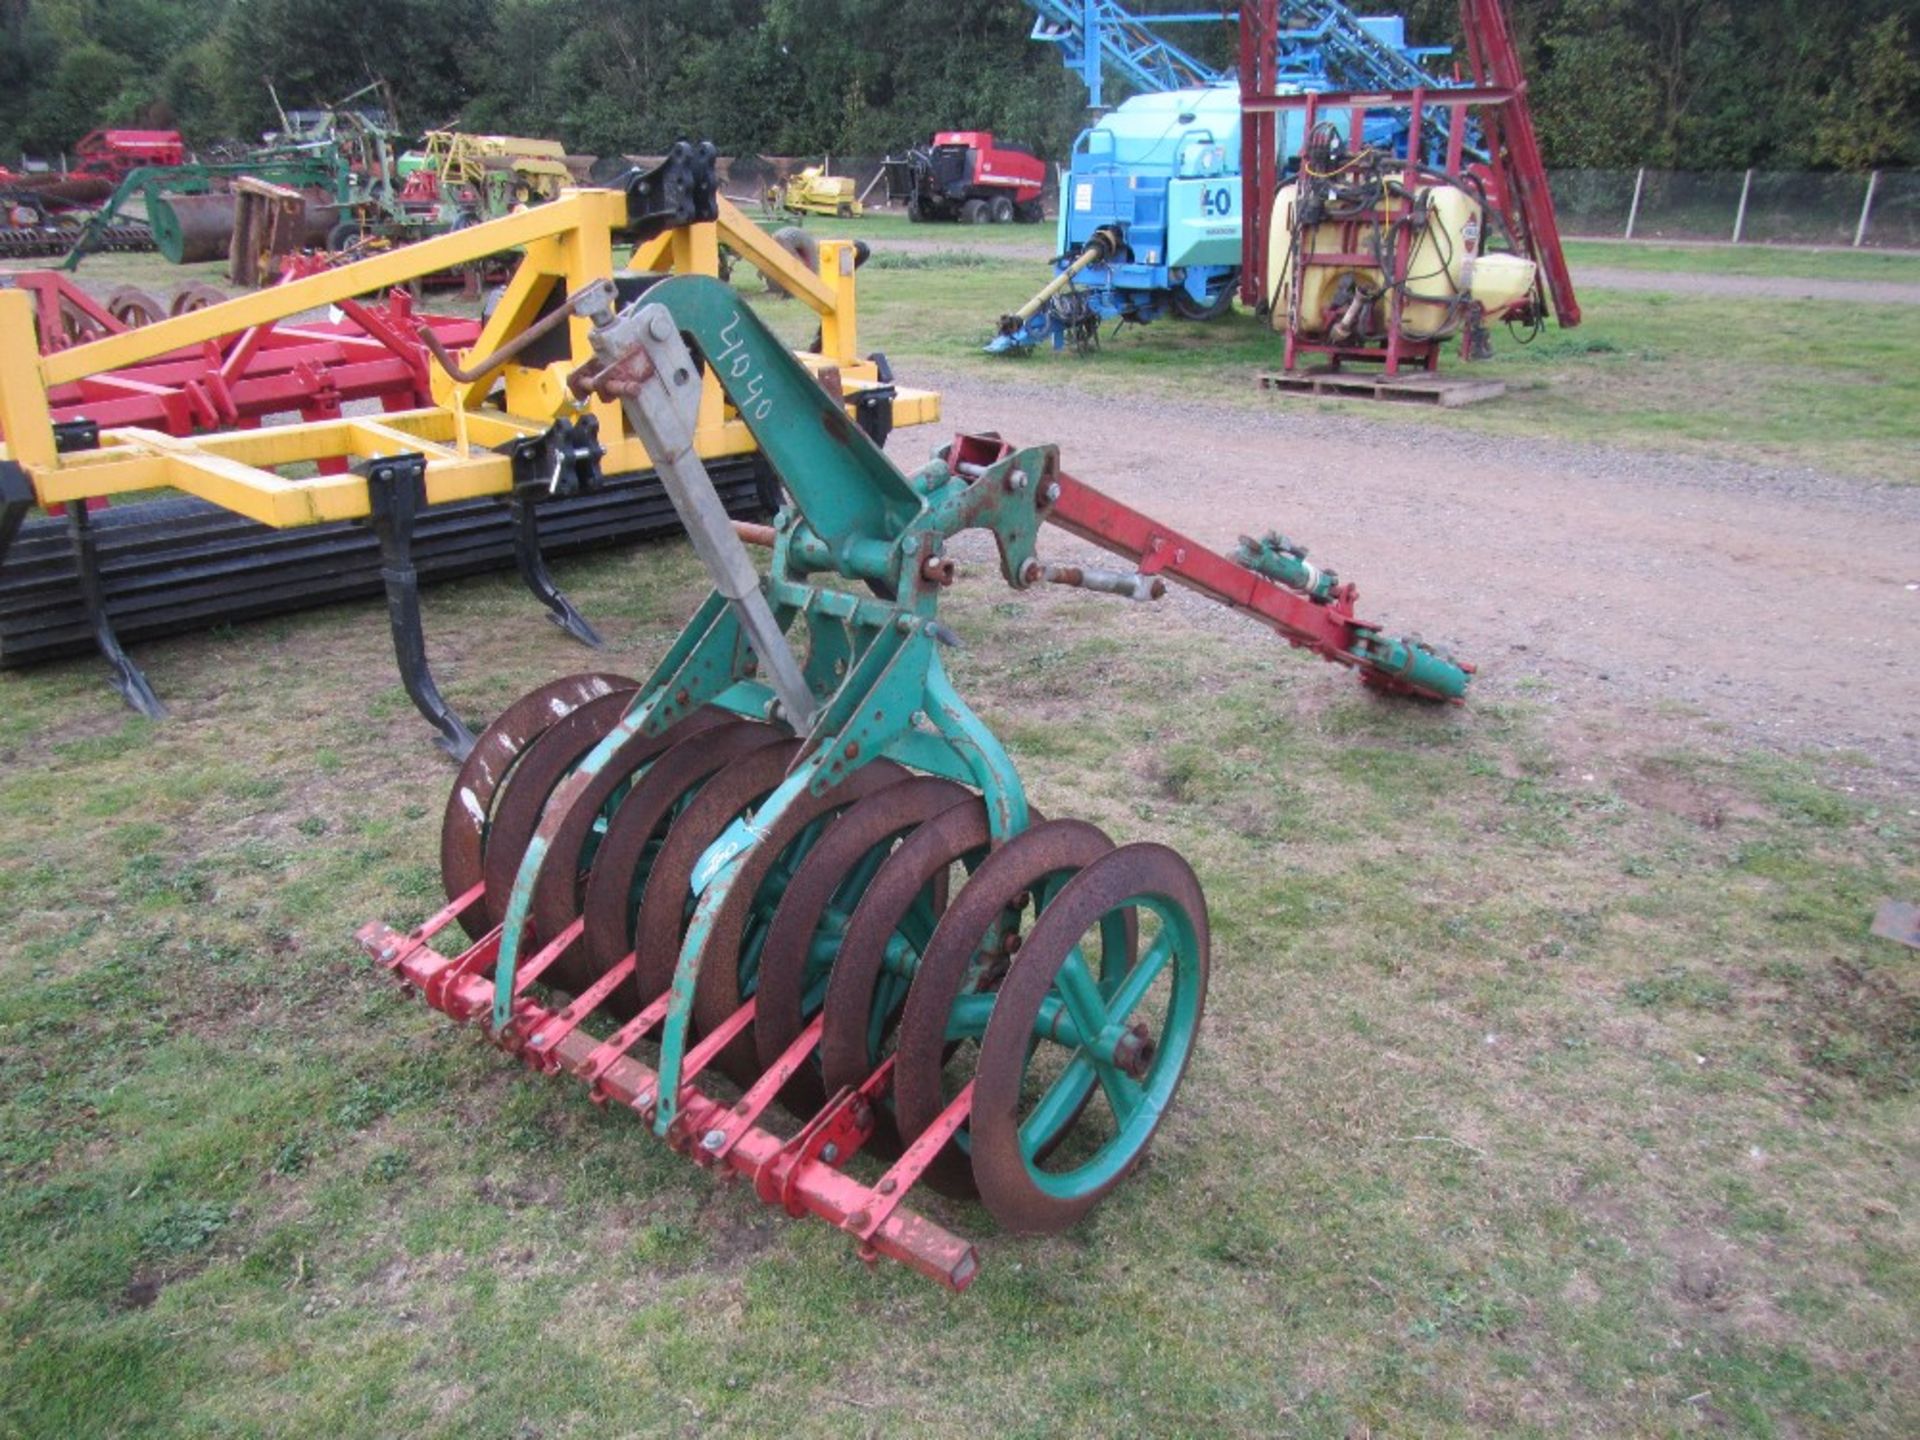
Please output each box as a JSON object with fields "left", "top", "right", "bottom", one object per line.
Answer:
{"left": 576, "top": 719, "right": 790, "bottom": 987}
{"left": 476, "top": 689, "right": 646, "bottom": 935}
{"left": 817, "top": 798, "right": 990, "bottom": 1155}
{"left": 968, "top": 843, "right": 1209, "bottom": 1233}
{"left": 522, "top": 708, "right": 734, "bottom": 979}
{"left": 104, "top": 285, "right": 167, "bottom": 329}
{"left": 891, "top": 819, "right": 1128, "bottom": 1197}
{"left": 750, "top": 776, "right": 977, "bottom": 1115}
{"left": 626, "top": 739, "right": 806, "bottom": 1006}
{"left": 168, "top": 281, "right": 227, "bottom": 316}
{"left": 686, "top": 759, "right": 910, "bottom": 1085}
{"left": 439, "top": 673, "right": 638, "bottom": 939}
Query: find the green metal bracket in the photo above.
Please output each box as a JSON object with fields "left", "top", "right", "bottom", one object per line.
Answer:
{"left": 1234, "top": 531, "right": 1341, "bottom": 605}
{"left": 487, "top": 274, "right": 1055, "bottom": 1119}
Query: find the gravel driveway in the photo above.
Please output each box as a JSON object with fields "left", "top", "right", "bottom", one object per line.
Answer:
{"left": 909, "top": 368, "right": 1920, "bottom": 786}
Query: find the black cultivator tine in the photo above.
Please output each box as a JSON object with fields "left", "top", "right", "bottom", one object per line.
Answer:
{"left": 362, "top": 456, "right": 477, "bottom": 761}
{"left": 67, "top": 502, "right": 165, "bottom": 720}
{"left": 508, "top": 484, "right": 604, "bottom": 649}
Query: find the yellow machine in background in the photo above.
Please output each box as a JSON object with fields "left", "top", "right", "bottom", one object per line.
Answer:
{"left": 766, "top": 165, "right": 863, "bottom": 219}
{"left": 412, "top": 130, "right": 574, "bottom": 205}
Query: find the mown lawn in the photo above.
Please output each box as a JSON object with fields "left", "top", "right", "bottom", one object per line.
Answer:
{"left": 1, "top": 538, "right": 1914, "bottom": 1438}
{"left": 1559, "top": 239, "right": 1920, "bottom": 285}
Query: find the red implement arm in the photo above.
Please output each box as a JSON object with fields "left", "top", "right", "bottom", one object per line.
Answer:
{"left": 944, "top": 433, "right": 1470, "bottom": 703}
{"left": 1458, "top": 0, "right": 1580, "bottom": 326}
{"left": 1047, "top": 473, "right": 1465, "bottom": 701}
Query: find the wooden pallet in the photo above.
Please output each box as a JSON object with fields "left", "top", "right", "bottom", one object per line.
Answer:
{"left": 1259, "top": 368, "right": 1508, "bottom": 408}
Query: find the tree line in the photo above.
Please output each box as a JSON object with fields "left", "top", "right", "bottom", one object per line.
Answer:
{"left": 2, "top": 0, "right": 1915, "bottom": 171}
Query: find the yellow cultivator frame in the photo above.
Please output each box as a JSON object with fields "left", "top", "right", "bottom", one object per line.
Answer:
{"left": 0, "top": 184, "right": 938, "bottom": 753}
{"left": 1, "top": 190, "right": 932, "bottom": 520}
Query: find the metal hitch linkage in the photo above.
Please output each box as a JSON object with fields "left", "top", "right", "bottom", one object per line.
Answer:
{"left": 569, "top": 279, "right": 818, "bottom": 732}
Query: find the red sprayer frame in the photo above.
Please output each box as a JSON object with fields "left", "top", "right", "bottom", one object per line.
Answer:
{"left": 1236, "top": 0, "right": 1580, "bottom": 335}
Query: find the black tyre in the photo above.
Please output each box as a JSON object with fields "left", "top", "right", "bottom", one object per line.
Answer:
{"left": 325, "top": 219, "right": 361, "bottom": 252}
{"left": 906, "top": 196, "right": 925, "bottom": 223}
{"left": 988, "top": 194, "right": 1016, "bottom": 224}
{"left": 960, "top": 198, "right": 989, "bottom": 225}
{"left": 1015, "top": 199, "right": 1045, "bottom": 224}
{"left": 1168, "top": 269, "right": 1240, "bottom": 322}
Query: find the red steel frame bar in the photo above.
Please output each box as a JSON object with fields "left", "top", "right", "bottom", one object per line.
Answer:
{"left": 1048, "top": 469, "right": 1375, "bottom": 674}
{"left": 353, "top": 903, "right": 981, "bottom": 1292}
{"left": 945, "top": 431, "right": 1464, "bottom": 701}
{"left": 4, "top": 272, "right": 481, "bottom": 442}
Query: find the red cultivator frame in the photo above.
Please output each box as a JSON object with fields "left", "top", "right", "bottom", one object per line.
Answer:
{"left": 5, "top": 271, "right": 480, "bottom": 446}
{"left": 361, "top": 874, "right": 983, "bottom": 1288}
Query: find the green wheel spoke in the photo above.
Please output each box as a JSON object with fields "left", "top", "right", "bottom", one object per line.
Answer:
{"left": 944, "top": 991, "right": 995, "bottom": 1042}
{"left": 1092, "top": 1060, "right": 1145, "bottom": 1125}
{"left": 1052, "top": 947, "right": 1110, "bottom": 1048}
{"left": 1103, "top": 930, "right": 1175, "bottom": 1026}
{"left": 1018, "top": 1051, "right": 1095, "bottom": 1160}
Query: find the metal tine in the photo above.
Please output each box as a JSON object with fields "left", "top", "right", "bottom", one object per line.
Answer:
{"left": 523, "top": 951, "right": 638, "bottom": 1067}
{"left": 704, "top": 1013, "right": 826, "bottom": 1163}
{"left": 582, "top": 986, "right": 675, "bottom": 1090}
{"left": 507, "top": 916, "right": 584, "bottom": 999}
{"left": 854, "top": 1081, "right": 975, "bottom": 1244}
{"left": 357, "top": 880, "right": 485, "bottom": 970}
{"left": 680, "top": 998, "right": 758, "bottom": 1089}
{"left": 429, "top": 926, "right": 503, "bottom": 1018}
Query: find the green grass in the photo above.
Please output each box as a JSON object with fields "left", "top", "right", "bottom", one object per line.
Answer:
{"left": 1562, "top": 239, "right": 1920, "bottom": 284}
{"left": 0, "top": 547, "right": 1915, "bottom": 1438}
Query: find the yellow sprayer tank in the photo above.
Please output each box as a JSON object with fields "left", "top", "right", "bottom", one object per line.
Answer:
{"left": 1267, "top": 179, "right": 1535, "bottom": 341}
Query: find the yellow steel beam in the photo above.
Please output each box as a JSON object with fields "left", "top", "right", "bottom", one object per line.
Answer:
{"left": 24, "top": 383, "right": 941, "bottom": 520}
{"left": 818, "top": 239, "right": 859, "bottom": 367}
{"left": 454, "top": 235, "right": 564, "bottom": 413}
{"left": 41, "top": 190, "right": 627, "bottom": 388}
{"left": 0, "top": 291, "right": 57, "bottom": 469}
{"left": 715, "top": 199, "right": 838, "bottom": 311}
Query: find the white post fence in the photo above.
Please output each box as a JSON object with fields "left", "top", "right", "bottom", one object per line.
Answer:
{"left": 1623, "top": 167, "right": 1646, "bottom": 241}
{"left": 1854, "top": 170, "right": 1881, "bottom": 249}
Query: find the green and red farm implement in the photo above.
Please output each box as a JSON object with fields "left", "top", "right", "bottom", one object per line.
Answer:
{"left": 358, "top": 271, "right": 1472, "bottom": 1290}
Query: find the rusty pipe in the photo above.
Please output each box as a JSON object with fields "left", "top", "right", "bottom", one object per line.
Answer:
{"left": 732, "top": 520, "right": 776, "bottom": 548}
{"left": 1021, "top": 559, "right": 1166, "bottom": 602}
{"left": 418, "top": 280, "right": 606, "bottom": 387}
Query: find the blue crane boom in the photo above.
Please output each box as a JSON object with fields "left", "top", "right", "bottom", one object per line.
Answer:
{"left": 1024, "top": 1, "right": 1226, "bottom": 108}
{"left": 1265, "top": 3, "right": 1454, "bottom": 90}
{"left": 1023, "top": 1, "right": 1457, "bottom": 107}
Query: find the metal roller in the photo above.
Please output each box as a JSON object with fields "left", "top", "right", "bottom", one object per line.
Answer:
{"left": 356, "top": 275, "right": 1247, "bottom": 1290}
